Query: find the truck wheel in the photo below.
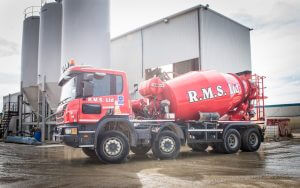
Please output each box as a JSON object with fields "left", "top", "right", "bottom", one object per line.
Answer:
{"left": 131, "top": 145, "right": 151, "bottom": 155}
{"left": 152, "top": 130, "right": 180, "bottom": 159}
{"left": 241, "top": 128, "right": 261, "bottom": 152}
{"left": 188, "top": 143, "right": 208, "bottom": 152}
{"left": 96, "top": 130, "right": 129, "bottom": 164}
{"left": 221, "top": 129, "right": 241, "bottom": 154}
{"left": 82, "top": 147, "right": 97, "bottom": 158}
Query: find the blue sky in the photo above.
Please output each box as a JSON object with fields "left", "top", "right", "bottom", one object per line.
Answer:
{"left": 0, "top": 0, "right": 299, "bottom": 110}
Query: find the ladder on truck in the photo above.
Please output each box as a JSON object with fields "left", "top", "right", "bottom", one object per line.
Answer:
{"left": 252, "top": 74, "right": 266, "bottom": 121}
{"left": 0, "top": 102, "right": 18, "bottom": 139}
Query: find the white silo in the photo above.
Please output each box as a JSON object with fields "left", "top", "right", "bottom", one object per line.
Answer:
{"left": 61, "top": 0, "right": 111, "bottom": 69}
{"left": 38, "top": 1, "right": 62, "bottom": 110}
{"left": 21, "top": 7, "right": 40, "bottom": 112}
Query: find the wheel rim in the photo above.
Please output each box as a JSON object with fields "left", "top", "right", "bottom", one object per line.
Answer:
{"left": 159, "top": 136, "right": 175, "bottom": 153}
{"left": 103, "top": 137, "right": 123, "bottom": 157}
{"left": 249, "top": 132, "right": 258, "bottom": 147}
{"left": 228, "top": 134, "right": 238, "bottom": 149}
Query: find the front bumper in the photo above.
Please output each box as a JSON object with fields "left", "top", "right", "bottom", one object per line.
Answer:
{"left": 54, "top": 125, "right": 95, "bottom": 148}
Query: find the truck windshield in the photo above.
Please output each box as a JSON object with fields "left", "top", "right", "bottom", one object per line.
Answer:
{"left": 60, "top": 77, "right": 76, "bottom": 103}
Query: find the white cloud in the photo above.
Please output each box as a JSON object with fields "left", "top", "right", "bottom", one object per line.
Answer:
{"left": 0, "top": 37, "right": 19, "bottom": 57}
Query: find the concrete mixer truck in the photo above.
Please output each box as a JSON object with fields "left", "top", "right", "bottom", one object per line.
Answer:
{"left": 55, "top": 62, "right": 265, "bottom": 164}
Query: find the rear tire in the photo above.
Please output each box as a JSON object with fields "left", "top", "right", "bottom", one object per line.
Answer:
{"left": 219, "top": 129, "right": 241, "bottom": 154}
{"left": 82, "top": 147, "right": 97, "bottom": 158}
{"left": 131, "top": 145, "right": 151, "bottom": 155}
{"left": 96, "top": 130, "right": 129, "bottom": 164}
{"left": 152, "top": 130, "right": 180, "bottom": 159}
{"left": 188, "top": 143, "right": 208, "bottom": 152}
{"left": 241, "top": 128, "right": 261, "bottom": 152}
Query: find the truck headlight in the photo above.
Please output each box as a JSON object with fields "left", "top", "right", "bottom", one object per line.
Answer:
{"left": 64, "top": 128, "right": 77, "bottom": 135}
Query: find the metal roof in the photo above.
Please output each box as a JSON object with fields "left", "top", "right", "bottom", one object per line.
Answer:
{"left": 111, "top": 4, "right": 251, "bottom": 41}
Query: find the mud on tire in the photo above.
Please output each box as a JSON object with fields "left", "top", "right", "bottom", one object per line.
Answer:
{"left": 152, "top": 130, "right": 180, "bottom": 159}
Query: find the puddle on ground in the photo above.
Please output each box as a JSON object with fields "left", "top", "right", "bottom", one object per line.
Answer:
{"left": 0, "top": 139, "right": 299, "bottom": 187}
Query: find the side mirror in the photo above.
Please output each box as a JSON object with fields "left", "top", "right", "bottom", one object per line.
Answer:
{"left": 83, "top": 73, "right": 94, "bottom": 82}
{"left": 94, "top": 72, "right": 106, "bottom": 79}
{"left": 58, "top": 75, "right": 72, "bottom": 86}
{"left": 83, "top": 81, "right": 94, "bottom": 98}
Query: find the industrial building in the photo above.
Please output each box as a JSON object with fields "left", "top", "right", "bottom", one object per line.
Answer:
{"left": 111, "top": 5, "right": 252, "bottom": 93}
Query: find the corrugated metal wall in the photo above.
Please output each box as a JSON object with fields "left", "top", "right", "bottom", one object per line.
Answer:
{"left": 111, "top": 31, "right": 143, "bottom": 92}
{"left": 143, "top": 10, "right": 199, "bottom": 69}
{"left": 266, "top": 106, "right": 300, "bottom": 117}
{"left": 200, "top": 9, "right": 251, "bottom": 73}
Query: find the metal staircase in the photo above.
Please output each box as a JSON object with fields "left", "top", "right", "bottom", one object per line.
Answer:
{"left": 0, "top": 102, "right": 18, "bottom": 139}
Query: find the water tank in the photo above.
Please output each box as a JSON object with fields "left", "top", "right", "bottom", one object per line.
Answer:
{"left": 61, "top": 0, "right": 111, "bottom": 70}
{"left": 21, "top": 7, "right": 40, "bottom": 112}
{"left": 38, "top": 2, "right": 62, "bottom": 110}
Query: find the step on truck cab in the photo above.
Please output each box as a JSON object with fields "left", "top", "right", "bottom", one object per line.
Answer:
{"left": 55, "top": 61, "right": 265, "bottom": 164}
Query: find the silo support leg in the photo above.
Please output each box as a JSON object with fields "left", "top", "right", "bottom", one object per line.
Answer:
{"left": 41, "top": 91, "right": 46, "bottom": 143}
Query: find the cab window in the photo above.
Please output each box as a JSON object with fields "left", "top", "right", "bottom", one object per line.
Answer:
{"left": 93, "top": 74, "right": 123, "bottom": 96}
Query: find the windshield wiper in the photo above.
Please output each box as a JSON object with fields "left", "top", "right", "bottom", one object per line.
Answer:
{"left": 58, "top": 97, "right": 71, "bottom": 106}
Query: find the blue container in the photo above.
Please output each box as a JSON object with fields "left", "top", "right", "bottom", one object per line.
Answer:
{"left": 34, "top": 131, "right": 41, "bottom": 142}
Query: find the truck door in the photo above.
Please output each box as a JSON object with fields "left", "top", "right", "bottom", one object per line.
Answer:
{"left": 78, "top": 73, "right": 128, "bottom": 124}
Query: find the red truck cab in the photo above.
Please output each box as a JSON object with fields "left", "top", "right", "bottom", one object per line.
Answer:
{"left": 55, "top": 64, "right": 138, "bottom": 163}
{"left": 56, "top": 65, "right": 132, "bottom": 125}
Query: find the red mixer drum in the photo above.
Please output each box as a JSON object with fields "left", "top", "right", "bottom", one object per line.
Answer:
{"left": 163, "top": 70, "right": 250, "bottom": 120}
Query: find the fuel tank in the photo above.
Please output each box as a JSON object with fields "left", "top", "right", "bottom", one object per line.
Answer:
{"left": 139, "top": 70, "right": 251, "bottom": 121}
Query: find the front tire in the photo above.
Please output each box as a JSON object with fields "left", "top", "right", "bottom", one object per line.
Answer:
{"left": 96, "top": 130, "right": 129, "bottom": 164}
{"left": 241, "top": 128, "right": 261, "bottom": 152}
{"left": 82, "top": 147, "right": 97, "bottom": 158}
{"left": 152, "top": 130, "right": 180, "bottom": 159}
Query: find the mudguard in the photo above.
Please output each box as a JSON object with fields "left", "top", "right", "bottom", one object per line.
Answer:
{"left": 94, "top": 116, "right": 138, "bottom": 147}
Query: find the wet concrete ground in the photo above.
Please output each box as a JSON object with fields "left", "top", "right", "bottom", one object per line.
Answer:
{"left": 0, "top": 139, "right": 300, "bottom": 188}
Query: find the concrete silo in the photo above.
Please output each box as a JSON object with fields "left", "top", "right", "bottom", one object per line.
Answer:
{"left": 38, "top": 1, "right": 62, "bottom": 110}
{"left": 61, "top": 0, "right": 111, "bottom": 69}
{"left": 21, "top": 7, "right": 40, "bottom": 112}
